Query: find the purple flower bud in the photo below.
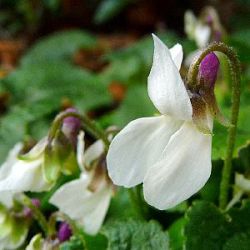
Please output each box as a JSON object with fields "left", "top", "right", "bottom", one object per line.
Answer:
{"left": 62, "top": 108, "right": 81, "bottom": 147}
{"left": 199, "top": 52, "right": 220, "bottom": 88}
{"left": 23, "top": 198, "right": 41, "bottom": 217}
{"left": 58, "top": 222, "right": 72, "bottom": 242}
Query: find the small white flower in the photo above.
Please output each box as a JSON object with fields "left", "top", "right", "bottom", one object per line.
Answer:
{"left": 0, "top": 109, "right": 83, "bottom": 194}
{"left": 0, "top": 140, "right": 52, "bottom": 193}
{"left": 184, "top": 10, "right": 211, "bottom": 48}
{"left": 107, "top": 35, "right": 213, "bottom": 210}
{"left": 50, "top": 132, "right": 113, "bottom": 235}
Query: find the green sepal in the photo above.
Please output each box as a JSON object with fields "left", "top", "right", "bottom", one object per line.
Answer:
{"left": 0, "top": 204, "right": 12, "bottom": 239}
{"left": 11, "top": 217, "right": 29, "bottom": 248}
{"left": 43, "top": 144, "right": 61, "bottom": 183}
{"left": 26, "top": 234, "right": 44, "bottom": 250}
{"left": 53, "top": 130, "right": 78, "bottom": 176}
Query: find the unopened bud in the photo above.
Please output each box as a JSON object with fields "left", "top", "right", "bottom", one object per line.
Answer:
{"left": 62, "top": 108, "right": 81, "bottom": 147}
{"left": 23, "top": 198, "right": 41, "bottom": 217}
{"left": 58, "top": 222, "right": 72, "bottom": 242}
{"left": 199, "top": 52, "right": 219, "bottom": 88}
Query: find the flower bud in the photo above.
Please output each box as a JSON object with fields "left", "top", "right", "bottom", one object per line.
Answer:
{"left": 23, "top": 198, "right": 41, "bottom": 217}
{"left": 199, "top": 52, "right": 219, "bottom": 88}
{"left": 58, "top": 222, "right": 72, "bottom": 242}
{"left": 62, "top": 108, "right": 81, "bottom": 147}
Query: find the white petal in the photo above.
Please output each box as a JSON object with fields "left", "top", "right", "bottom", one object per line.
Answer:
{"left": 78, "top": 186, "right": 112, "bottom": 235}
{"left": 20, "top": 137, "right": 47, "bottom": 161}
{"left": 184, "top": 10, "right": 197, "bottom": 39}
{"left": 50, "top": 174, "right": 112, "bottom": 235}
{"left": 0, "top": 158, "right": 52, "bottom": 192}
{"left": 49, "top": 173, "right": 91, "bottom": 216}
{"left": 107, "top": 116, "right": 183, "bottom": 187}
{"left": 0, "top": 143, "right": 23, "bottom": 180}
{"left": 235, "top": 173, "right": 250, "bottom": 192}
{"left": 143, "top": 121, "right": 212, "bottom": 210}
{"left": 195, "top": 23, "right": 211, "bottom": 48}
{"left": 76, "top": 131, "right": 85, "bottom": 171}
{"left": 0, "top": 191, "right": 15, "bottom": 208}
{"left": 170, "top": 44, "right": 183, "bottom": 70}
{"left": 84, "top": 139, "right": 104, "bottom": 169}
{"left": 148, "top": 34, "right": 192, "bottom": 120}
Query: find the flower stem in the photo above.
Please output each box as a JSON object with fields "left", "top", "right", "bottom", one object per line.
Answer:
{"left": 187, "top": 42, "right": 241, "bottom": 209}
{"left": 48, "top": 110, "right": 110, "bottom": 151}
{"left": 128, "top": 187, "right": 148, "bottom": 219}
{"left": 16, "top": 194, "right": 48, "bottom": 234}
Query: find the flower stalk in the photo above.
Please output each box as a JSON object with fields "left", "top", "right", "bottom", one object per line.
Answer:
{"left": 187, "top": 42, "right": 241, "bottom": 209}
{"left": 48, "top": 110, "right": 110, "bottom": 151}
{"left": 16, "top": 194, "right": 49, "bottom": 234}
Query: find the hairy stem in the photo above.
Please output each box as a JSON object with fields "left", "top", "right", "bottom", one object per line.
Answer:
{"left": 187, "top": 42, "right": 241, "bottom": 209}
{"left": 48, "top": 110, "right": 110, "bottom": 151}
{"left": 16, "top": 194, "right": 48, "bottom": 234}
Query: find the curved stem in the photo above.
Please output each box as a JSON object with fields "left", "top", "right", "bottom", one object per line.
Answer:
{"left": 48, "top": 111, "right": 110, "bottom": 151}
{"left": 16, "top": 194, "right": 48, "bottom": 234}
{"left": 187, "top": 42, "right": 241, "bottom": 209}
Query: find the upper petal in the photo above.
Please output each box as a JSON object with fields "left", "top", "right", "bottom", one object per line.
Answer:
{"left": 0, "top": 143, "right": 23, "bottom": 180}
{"left": 170, "top": 43, "right": 183, "bottom": 70}
{"left": 143, "top": 121, "right": 212, "bottom": 210}
{"left": 148, "top": 34, "right": 192, "bottom": 120}
{"left": 76, "top": 131, "right": 85, "bottom": 171}
{"left": 84, "top": 139, "right": 104, "bottom": 169}
{"left": 107, "top": 115, "right": 183, "bottom": 188}
{"left": 194, "top": 23, "right": 211, "bottom": 48}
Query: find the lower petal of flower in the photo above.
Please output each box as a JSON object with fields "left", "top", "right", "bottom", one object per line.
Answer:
{"left": 50, "top": 173, "right": 112, "bottom": 235}
{"left": 143, "top": 121, "right": 212, "bottom": 210}
{"left": 107, "top": 115, "right": 183, "bottom": 188}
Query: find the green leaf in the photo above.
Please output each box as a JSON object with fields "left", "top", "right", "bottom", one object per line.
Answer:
{"left": 59, "top": 236, "right": 85, "bottom": 250}
{"left": 184, "top": 200, "right": 250, "bottom": 250}
{"left": 83, "top": 233, "right": 108, "bottom": 250}
{"left": 3, "top": 62, "right": 111, "bottom": 111}
{"left": 212, "top": 89, "right": 250, "bottom": 160}
{"left": 199, "top": 160, "right": 222, "bottom": 202}
{"left": 184, "top": 201, "right": 231, "bottom": 250}
{"left": 107, "top": 188, "right": 138, "bottom": 221}
{"left": 94, "top": 0, "right": 130, "bottom": 24}
{"left": 104, "top": 84, "right": 156, "bottom": 127}
{"left": 223, "top": 231, "right": 250, "bottom": 250}
{"left": 102, "top": 219, "right": 169, "bottom": 250}
{"left": 21, "top": 30, "right": 96, "bottom": 65}
{"left": 229, "top": 29, "right": 250, "bottom": 63}
{"left": 0, "top": 62, "right": 112, "bottom": 163}
{"left": 228, "top": 200, "right": 250, "bottom": 233}
{"left": 168, "top": 218, "right": 186, "bottom": 250}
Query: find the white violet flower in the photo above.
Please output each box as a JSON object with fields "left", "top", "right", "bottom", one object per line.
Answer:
{"left": 50, "top": 132, "right": 114, "bottom": 235}
{"left": 107, "top": 35, "right": 220, "bottom": 210}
